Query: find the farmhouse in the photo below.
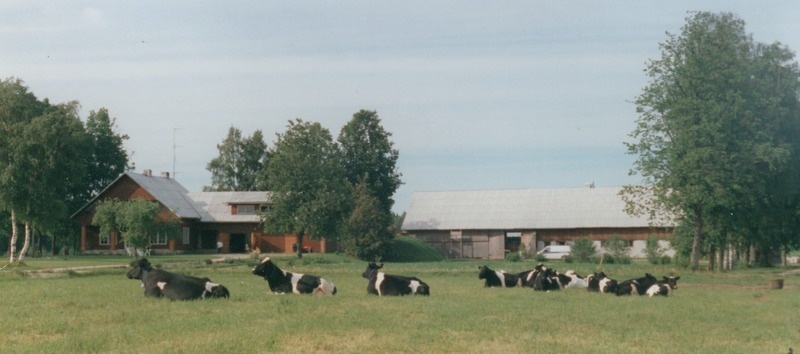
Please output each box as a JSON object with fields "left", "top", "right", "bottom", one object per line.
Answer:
{"left": 401, "top": 186, "right": 673, "bottom": 259}
{"left": 72, "top": 170, "right": 330, "bottom": 255}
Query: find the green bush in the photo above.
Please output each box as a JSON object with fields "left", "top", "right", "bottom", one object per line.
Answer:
{"left": 571, "top": 237, "right": 596, "bottom": 262}
{"left": 382, "top": 236, "right": 444, "bottom": 262}
{"left": 562, "top": 255, "right": 575, "bottom": 263}
{"left": 534, "top": 254, "right": 547, "bottom": 262}
{"left": 659, "top": 255, "right": 672, "bottom": 264}
{"left": 645, "top": 234, "right": 665, "bottom": 264}
{"left": 505, "top": 252, "right": 522, "bottom": 262}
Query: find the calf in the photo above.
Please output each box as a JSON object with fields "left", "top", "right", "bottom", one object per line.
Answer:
{"left": 645, "top": 276, "right": 681, "bottom": 297}
{"left": 362, "top": 262, "right": 430, "bottom": 296}
{"left": 478, "top": 265, "right": 520, "bottom": 288}
{"left": 126, "top": 258, "right": 230, "bottom": 300}
{"left": 251, "top": 257, "right": 337, "bottom": 295}
{"left": 616, "top": 273, "right": 659, "bottom": 296}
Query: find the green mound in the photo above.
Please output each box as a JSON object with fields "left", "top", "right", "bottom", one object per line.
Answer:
{"left": 382, "top": 236, "right": 444, "bottom": 262}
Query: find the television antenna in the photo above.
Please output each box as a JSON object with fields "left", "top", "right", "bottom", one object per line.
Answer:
{"left": 173, "top": 128, "right": 183, "bottom": 180}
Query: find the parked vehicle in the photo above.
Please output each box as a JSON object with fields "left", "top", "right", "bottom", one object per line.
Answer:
{"left": 537, "top": 245, "right": 572, "bottom": 260}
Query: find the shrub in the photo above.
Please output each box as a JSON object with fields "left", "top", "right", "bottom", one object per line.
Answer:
{"left": 505, "top": 252, "right": 522, "bottom": 262}
{"left": 562, "top": 255, "right": 575, "bottom": 263}
{"left": 571, "top": 237, "right": 596, "bottom": 262}
{"left": 382, "top": 236, "right": 444, "bottom": 262}
{"left": 605, "top": 235, "right": 629, "bottom": 259}
{"left": 534, "top": 254, "right": 547, "bottom": 262}
{"left": 659, "top": 255, "right": 672, "bottom": 264}
{"left": 645, "top": 234, "right": 665, "bottom": 264}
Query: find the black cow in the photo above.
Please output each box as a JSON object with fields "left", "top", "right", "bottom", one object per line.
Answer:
{"left": 478, "top": 265, "right": 520, "bottom": 288}
{"left": 645, "top": 276, "right": 681, "bottom": 297}
{"left": 362, "top": 262, "right": 430, "bottom": 296}
{"left": 251, "top": 257, "right": 337, "bottom": 295}
{"left": 616, "top": 273, "right": 659, "bottom": 296}
{"left": 126, "top": 258, "right": 230, "bottom": 300}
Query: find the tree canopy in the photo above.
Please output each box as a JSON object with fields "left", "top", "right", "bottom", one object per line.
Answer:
{"left": 263, "top": 119, "right": 350, "bottom": 257}
{"left": 205, "top": 126, "right": 269, "bottom": 191}
{"left": 92, "top": 199, "right": 181, "bottom": 255}
{"left": 624, "top": 12, "right": 800, "bottom": 269}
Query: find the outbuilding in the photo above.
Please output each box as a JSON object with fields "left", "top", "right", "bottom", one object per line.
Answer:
{"left": 401, "top": 186, "right": 673, "bottom": 259}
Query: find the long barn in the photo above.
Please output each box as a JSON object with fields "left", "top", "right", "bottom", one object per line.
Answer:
{"left": 400, "top": 186, "right": 673, "bottom": 259}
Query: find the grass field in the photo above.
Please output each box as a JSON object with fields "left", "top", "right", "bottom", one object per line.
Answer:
{"left": 1, "top": 254, "right": 798, "bottom": 353}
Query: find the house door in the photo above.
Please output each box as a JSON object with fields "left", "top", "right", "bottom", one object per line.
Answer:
{"left": 200, "top": 230, "right": 218, "bottom": 250}
{"left": 230, "top": 233, "right": 247, "bottom": 253}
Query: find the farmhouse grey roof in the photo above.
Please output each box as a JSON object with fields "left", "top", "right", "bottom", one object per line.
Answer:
{"left": 73, "top": 171, "right": 269, "bottom": 224}
{"left": 401, "top": 187, "right": 665, "bottom": 231}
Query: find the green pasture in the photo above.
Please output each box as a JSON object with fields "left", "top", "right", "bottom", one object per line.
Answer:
{"left": 1, "top": 254, "right": 798, "bottom": 353}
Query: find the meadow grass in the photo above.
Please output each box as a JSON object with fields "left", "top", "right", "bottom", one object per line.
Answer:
{"left": 1, "top": 254, "right": 798, "bottom": 353}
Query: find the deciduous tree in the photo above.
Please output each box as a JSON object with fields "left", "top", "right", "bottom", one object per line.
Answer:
{"left": 205, "top": 126, "right": 269, "bottom": 191}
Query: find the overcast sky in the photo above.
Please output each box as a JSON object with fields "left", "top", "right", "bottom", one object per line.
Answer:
{"left": 2, "top": 1, "right": 799, "bottom": 213}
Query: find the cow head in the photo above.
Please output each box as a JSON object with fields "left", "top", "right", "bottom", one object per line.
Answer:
{"left": 252, "top": 257, "right": 280, "bottom": 278}
{"left": 362, "top": 262, "right": 383, "bottom": 279}
{"left": 663, "top": 275, "right": 680, "bottom": 289}
{"left": 126, "top": 258, "right": 153, "bottom": 280}
{"left": 478, "top": 266, "right": 493, "bottom": 280}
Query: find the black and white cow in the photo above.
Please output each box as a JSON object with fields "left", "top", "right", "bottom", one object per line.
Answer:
{"left": 616, "top": 273, "right": 659, "bottom": 296}
{"left": 645, "top": 276, "right": 681, "bottom": 297}
{"left": 598, "top": 274, "right": 619, "bottom": 294}
{"left": 557, "top": 270, "right": 588, "bottom": 289}
{"left": 251, "top": 257, "right": 337, "bottom": 295}
{"left": 362, "top": 262, "right": 430, "bottom": 296}
{"left": 478, "top": 265, "right": 520, "bottom": 288}
{"left": 126, "top": 258, "right": 230, "bottom": 300}
{"left": 518, "top": 263, "right": 549, "bottom": 288}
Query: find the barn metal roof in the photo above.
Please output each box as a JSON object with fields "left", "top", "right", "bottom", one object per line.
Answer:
{"left": 401, "top": 187, "right": 666, "bottom": 231}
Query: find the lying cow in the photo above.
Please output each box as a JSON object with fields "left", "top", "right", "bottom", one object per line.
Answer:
{"left": 645, "top": 276, "right": 681, "bottom": 297}
{"left": 362, "top": 262, "right": 430, "bottom": 296}
{"left": 616, "top": 273, "right": 659, "bottom": 296}
{"left": 126, "top": 258, "right": 230, "bottom": 300}
{"left": 478, "top": 265, "right": 520, "bottom": 288}
{"left": 533, "top": 266, "right": 563, "bottom": 291}
{"left": 251, "top": 257, "right": 337, "bottom": 295}
{"left": 518, "top": 263, "right": 547, "bottom": 288}
{"left": 557, "top": 270, "right": 588, "bottom": 289}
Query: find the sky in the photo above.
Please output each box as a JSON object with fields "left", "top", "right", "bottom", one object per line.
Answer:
{"left": 2, "top": 1, "right": 800, "bottom": 213}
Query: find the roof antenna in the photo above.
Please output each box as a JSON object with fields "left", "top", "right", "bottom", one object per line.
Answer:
{"left": 173, "top": 128, "right": 183, "bottom": 180}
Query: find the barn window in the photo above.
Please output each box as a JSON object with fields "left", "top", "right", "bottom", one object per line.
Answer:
{"left": 182, "top": 227, "right": 190, "bottom": 245}
{"left": 99, "top": 233, "right": 110, "bottom": 245}
{"left": 236, "top": 205, "right": 255, "bottom": 215}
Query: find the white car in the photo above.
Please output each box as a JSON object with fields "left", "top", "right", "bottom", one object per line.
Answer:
{"left": 536, "top": 245, "right": 572, "bottom": 260}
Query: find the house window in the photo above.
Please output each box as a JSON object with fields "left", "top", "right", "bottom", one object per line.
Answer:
{"left": 182, "top": 227, "right": 190, "bottom": 245}
{"left": 99, "top": 233, "right": 110, "bottom": 245}
{"left": 152, "top": 233, "right": 168, "bottom": 245}
{"left": 237, "top": 205, "right": 255, "bottom": 215}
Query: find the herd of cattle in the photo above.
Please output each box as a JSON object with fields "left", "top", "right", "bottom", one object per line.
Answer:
{"left": 478, "top": 263, "right": 680, "bottom": 297}
{"left": 126, "top": 257, "right": 677, "bottom": 300}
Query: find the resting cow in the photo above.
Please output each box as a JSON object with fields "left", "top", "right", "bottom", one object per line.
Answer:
{"left": 362, "top": 262, "right": 430, "bottom": 296}
{"left": 645, "top": 276, "right": 681, "bottom": 297}
{"left": 126, "top": 258, "right": 230, "bottom": 300}
{"left": 518, "top": 263, "right": 547, "bottom": 288}
{"left": 616, "top": 273, "right": 659, "bottom": 296}
{"left": 533, "top": 266, "right": 562, "bottom": 291}
{"left": 478, "top": 265, "right": 520, "bottom": 288}
{"left": 557, "top": 270, "right": 588, "bottom": 289}
{"left": 251, "top": 257, "right": 337, "bottom": 295}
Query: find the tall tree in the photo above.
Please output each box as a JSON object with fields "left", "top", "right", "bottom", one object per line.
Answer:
{"left": 82, "top": 108, "right": 130, "bottom": 201}
{"left": 205, "top": 126, "right": 269, "bottom": 191}
{"left": 337, "top": 110, "right": 402, "bottom": 214}
{"left": 263, "top": 119, "right": 349, "bottom": 258}
{"left": 337, "top": 110, "right": 402, "bottom": 258}
{"left": 0, "top": 78, "right": 48, "bottom": 262}
{"left": 7, "top": 102, "right": 89, "bottom": 262}
{"left": 624, "top": 12, "right": 800, "bottom": 269}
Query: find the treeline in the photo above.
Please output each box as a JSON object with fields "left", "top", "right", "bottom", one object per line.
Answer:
{"left": 0, "top": 78, "right": 130, "bottom": 262}
{"left": 623, "top": 12, "right": 800, "bottom": 269}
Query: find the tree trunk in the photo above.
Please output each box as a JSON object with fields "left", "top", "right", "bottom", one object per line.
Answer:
{"left": 690, "top": 206, "right": 703, "bottom": 271}
{"left": 708, "top": 244, "right": 715, "bottom": 272}
{"left": 9, "top": 210, "right": 18, "bottom": 263}
{"left": 18, "top": 222, "right": 32, "bottom": 263}
{"left": 296, "top": 230, "right": 304, "bottom": 259}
